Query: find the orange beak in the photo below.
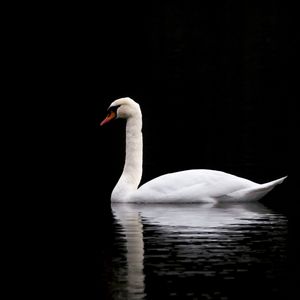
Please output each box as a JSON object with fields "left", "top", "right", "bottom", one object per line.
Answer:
{"left": 100, "top": 111, "right": 116, "bottom": 126}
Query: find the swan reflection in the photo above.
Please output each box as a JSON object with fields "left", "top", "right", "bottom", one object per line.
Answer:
{"left": 113, "top": 202, "right": 274, "bottom": 231}
{"left": 110, "top": 202, "right": 287, "bottom": 299}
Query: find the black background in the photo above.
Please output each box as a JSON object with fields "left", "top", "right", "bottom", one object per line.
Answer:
{"left": 14, "top": 1, "right": 291, "bottom": 298}
{"left": 91, "top": 2, "right": 288, "bottom": 210}
{"left": 90, "top": 4, "right": 291, "bottom": 297}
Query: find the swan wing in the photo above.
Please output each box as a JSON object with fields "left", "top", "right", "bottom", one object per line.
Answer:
{"left": 131, "top": 169, "right": 259, "bottom": 202}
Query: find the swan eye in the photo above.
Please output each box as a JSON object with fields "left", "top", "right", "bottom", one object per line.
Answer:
{"left": 101, "top": 104, "right": 122, "bottom": 126}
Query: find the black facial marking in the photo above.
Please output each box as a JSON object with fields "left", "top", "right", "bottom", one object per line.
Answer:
{"left": 108, "top": 105, "right": 121, "bottom": 113}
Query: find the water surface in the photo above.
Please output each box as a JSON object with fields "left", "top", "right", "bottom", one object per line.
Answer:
{"left": 100, "top": 202, "right": 288, "bottom": 300}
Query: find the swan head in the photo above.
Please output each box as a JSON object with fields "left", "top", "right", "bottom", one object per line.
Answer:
{"left": 100, "top": 97, "right": 141, "bottom": 126}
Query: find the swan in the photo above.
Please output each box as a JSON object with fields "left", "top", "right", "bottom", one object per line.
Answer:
{"left": 100, "top": 97, "right": 287, "bottom": 203}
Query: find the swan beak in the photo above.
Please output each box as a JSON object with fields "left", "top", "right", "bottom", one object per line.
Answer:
{"left": 100, "top": 111, "right": 116, "bottom": 126}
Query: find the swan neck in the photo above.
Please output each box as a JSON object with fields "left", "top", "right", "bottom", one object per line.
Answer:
{"left": 112, "top": 111, "right": 143, "bottom": 202}
{"left": 123, "top": 115, "right": 143, "bottom": 185}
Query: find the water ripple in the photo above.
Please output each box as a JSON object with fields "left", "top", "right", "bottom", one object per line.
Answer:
{"left": 103, "top": 202, "right": 287, "bottom": 300}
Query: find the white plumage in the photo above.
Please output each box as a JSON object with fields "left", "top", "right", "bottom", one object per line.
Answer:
{"left": 100, "top": 97, "right": 286, "bottom": 203}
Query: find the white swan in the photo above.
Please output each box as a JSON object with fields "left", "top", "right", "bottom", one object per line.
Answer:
{"left": 100, "top": 97, "right": 287, "bottom": 203}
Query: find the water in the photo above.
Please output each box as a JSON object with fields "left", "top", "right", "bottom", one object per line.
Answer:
{"left": 100, "top": 202, "right": 288, "bottom": 300}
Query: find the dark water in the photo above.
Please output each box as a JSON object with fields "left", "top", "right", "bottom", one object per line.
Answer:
{"left": 100, "top": 202, "right": 288, "bottom": 300}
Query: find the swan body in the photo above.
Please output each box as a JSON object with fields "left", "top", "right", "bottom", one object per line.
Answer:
{"left": 100, "top": 97, "right": 287, "bottom": 203}
{"left": 131, "top": 170, "right": 286, "bottom": 203}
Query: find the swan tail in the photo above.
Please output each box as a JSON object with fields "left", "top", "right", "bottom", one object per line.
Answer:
{"left": 262, "top": 176, "right": 287, "bottom": 187}
{"left": 217, "top": 176, "right": 288, "bottom": 202}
